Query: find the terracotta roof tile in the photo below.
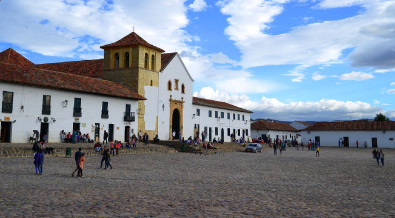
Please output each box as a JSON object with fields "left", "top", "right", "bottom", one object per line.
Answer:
{"left": 161, "top": 52, "right": 177, "bottom": 71}
{"left": 251, "top": 120, "right": 297, "bottom": 131}
{"left": 0, "top": 62, "right": 145, "bottom": 100}
{"left": 100, "top": 31, "right": 165, "bottom": 52}
{"left": 303, "top": 121, "right": 395, "bottom": 131}
{"left": 36, "top": 59, "right": 104, "bottom": 78}
{"left": 0, "top": 48, "right": 34, "bottom": 67}
{"left": 193, "top": 97, "right": 253, "bottom": 113}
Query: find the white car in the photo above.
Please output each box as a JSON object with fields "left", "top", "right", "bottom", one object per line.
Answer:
{"left": 245, "top": 143, "right": 262, "bottom": 153}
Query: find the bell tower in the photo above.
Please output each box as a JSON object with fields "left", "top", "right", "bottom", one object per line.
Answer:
{"left": 101, "top": 31, "right": 164, "bottom": 137}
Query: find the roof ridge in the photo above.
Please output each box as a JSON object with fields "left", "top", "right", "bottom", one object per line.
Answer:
{"left": 37, "top": 58, "right": 103, "bottom": 65}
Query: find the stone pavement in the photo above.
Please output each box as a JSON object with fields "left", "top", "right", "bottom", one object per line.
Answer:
{"left": 0, "top": 146, "right": 394, "bottom": 217}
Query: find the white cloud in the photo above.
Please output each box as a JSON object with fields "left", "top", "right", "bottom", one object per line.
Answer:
{"left": 312, "top": 72, "right": 326, "bottom": 81}
{"left": 387, "top": 89, "right": 395, "bottom": 94}
{"left": 217, "top": 0, "right": 395, "bottom": 77}
{"left": 194, "top": 86, "right": 384, "bottom": 121}
{"left": 373, "top": 100, "right": 380, "bottom": 104}
{"left": 318, "top": 0, "right": 366, "bottom": 8}
{"left": 391, "top": 82, "right": 395, "bottom": 85}
{"left": 339, "top": 71, "right": 374, "bottom": 81}
{"left": 189, "top": 0, "right": 208, "bottom": 12}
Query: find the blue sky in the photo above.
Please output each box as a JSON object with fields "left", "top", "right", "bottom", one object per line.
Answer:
{"left": 0, "top": 0, "right": 394, "bottom": 121}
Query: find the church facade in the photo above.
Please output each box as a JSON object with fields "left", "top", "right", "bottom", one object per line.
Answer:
{"left": 0, "top": 31, "right": 252, "bottom": 143}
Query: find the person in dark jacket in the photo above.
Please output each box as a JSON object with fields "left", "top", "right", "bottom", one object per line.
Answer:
{"left": 34, "top": 149, "right": 43, "bottom": 175}
{"left": 103, "top": 130, "right": 109, "bottom": 144}
{"left": 72, "top": 148, "right": 82, "bottom": 177}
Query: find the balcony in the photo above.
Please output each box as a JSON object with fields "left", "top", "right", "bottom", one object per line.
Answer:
{"left": 101, "top": 110, "right": 109, "bottom": 119}
{"left": 124, "top": 112, "right": 135, "bottom": 122}
{"left": 42, "top": 105, "right": 51, "bottom": 115}
{"left": 1, "top": 102, "right": 12, "bottom": 113}
{"left": 73, "top": 107, "right": 82, "bottom": 117}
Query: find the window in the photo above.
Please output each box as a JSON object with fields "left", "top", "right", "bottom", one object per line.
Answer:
{"left": 144, "top": 53, "right": 149, "bottom": 69}
{"left": 125, "top": 52, "right": 130, "bottom": 68}
{"left": 215, "top": 127, "right": 218, "bottom": 136}
{"left": 196, "top": 108, "right": 200, "bottom": 116}
{"left": 168, "top": 80, "right": 172, "bottom": 91}
{"left": 42, "top": 95, "right": 51, "bottom": 115}
{"left": 174, "top": 79, "right": 179, "bottom": 90}
{"left": 73, "top": 98, "right": 82, "bottom": 117}
{"left": 227, "top": 112, "right": 230, "bottom": 119}
{"left": 215, "top": 111, "right": 218, "bottom": 118}
{"left": 233, "top": 113, "right": 235, "bottom": 120}
{"left": 242, "top": 115, "right": 245, "bottom": 121}
{"left": 181, "top": 84, "right": 185, "bottom": 94}
{"left": 115, "top": 53, "right": 119, "bottom": 69}
{"left": 238, "top": 114, "right": 240, "bottom": 120}
{"left": 124, "top": 104, "right": 135, "bottom": 122}
{"left": 101, "top": 102, "right": 109, "bottom": 119}
{"left": 227, "top": 128, "right": 230, "bottom": 136}
{"left": 208, "top": 110, "right": 212, "bottom": 117}
{"left": 221, "top": 112, "right": 224, "bottom": 119}
{"left": 2, "top": 91, "right": 13, "bottom": 113}
{"left": 151, "top": 54, "right": 155, "bottom": 70}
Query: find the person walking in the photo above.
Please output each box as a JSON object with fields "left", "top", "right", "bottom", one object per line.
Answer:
{"left": 105, "top": 148, "right": 112, "bottom": 169}
{"left": 375, "top": 150, "right": 381, "bottom": 166}
{"left": 34, "top": 149, "right": 43, "bottom": 175}
{"left": 103, "top": 130, "right": 108, "bottom": 144}
{"left": 110, "top": 141, "right": 115, "bottom": 156}
{"left": 100, "top": 146, "right": 107, "bottom": 169}
{"left": 72, "top": 148, "right": 82, "bottom": 177}
{"left": 356, "top": 140, "right": 359, "bottom": 148}
{"left": 316, "top": 146, "right": 320, "bottom": 157}
{"left": 273, "top": 143, "right": 277, "bottom": 155}
{"left": 380, "top": 150, "right": 384, "bottom": 166}
{"left": 77, "top": 153, "right": 85, "bottom": 177}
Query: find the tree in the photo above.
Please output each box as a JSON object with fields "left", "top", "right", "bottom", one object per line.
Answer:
{"left": 374, "top": 113, "right": 390, "bottom": 121}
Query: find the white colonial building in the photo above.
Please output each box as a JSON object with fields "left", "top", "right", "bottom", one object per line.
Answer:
{"left": 300, "top": 121, "right": 395, "bottom": 148}
{"left": 251, "top": 120, "right": 298, "bottom": 143}
{"left": 0, "top": 31, "right": 252, "bottom": 143}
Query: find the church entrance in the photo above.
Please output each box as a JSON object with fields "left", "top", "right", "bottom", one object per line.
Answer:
{"left": 172, "top": 109, "right": 180, "bottom": 139}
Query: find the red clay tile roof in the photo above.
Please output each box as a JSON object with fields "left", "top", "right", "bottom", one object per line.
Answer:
{"left": 0, "top": 62, "right": 145, "bottom": 100}
{"left": 252, "top": 120, "right": 297, "bottom": 131}
{"left": 161, "top": 52, "right": 177, "bottom": 71}
{"left": 303, "top": 121, "right": 395, "bottom": 131}
{"left": 0, "top": 48, "right": 34, "bottom": 67}
{"left": 193, "top": 97, "right": 253, "bottom": 113}
{"left": 36, "top": 59, "right": 104, "bottom": 78}
{"left": 100, "top": 32, "right": 165, "bottom": 52}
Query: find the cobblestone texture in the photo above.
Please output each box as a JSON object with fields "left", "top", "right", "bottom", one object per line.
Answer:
{"left": 0, "top": 146, "right": 394, "bottom": 217}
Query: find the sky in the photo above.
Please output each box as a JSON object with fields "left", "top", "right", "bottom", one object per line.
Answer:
{"left": 0, "top": 0, "right": 394, "bottom": 121}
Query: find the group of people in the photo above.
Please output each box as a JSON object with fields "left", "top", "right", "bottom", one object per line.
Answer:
{"left": 61, "top": 130, "right": 92, "bottom": 144}
{"left": 372, "top": 148, "right": 385, "bottom": 166}
{"left": 71, "top": 148, "right": 85, "bottom": 177}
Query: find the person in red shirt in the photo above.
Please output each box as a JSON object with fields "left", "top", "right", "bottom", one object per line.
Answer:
{"left": 77, "top": 153, "right": 85, "bottom": 177}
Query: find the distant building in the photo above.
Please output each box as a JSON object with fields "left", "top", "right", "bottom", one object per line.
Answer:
{"left": 251, "top": 120, "right": 298, "bottom": 143}
{"left": 300, "top": 120, "right": 395, "bottom": 148}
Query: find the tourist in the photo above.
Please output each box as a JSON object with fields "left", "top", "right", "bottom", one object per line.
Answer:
{"left": 179, "top": 130, "right": 182, "bottom": 141}
{"left": 100, "top": 146, "right": 107, "bottom": 168}
{"left": 60, "top": 130, "right": 65, "bottom": 143}
{"left": 154, "top": 134, "right": 159, "bottom": 142}
{"left": 273, "top": 143, "right": 277, "bottom": 155}
{"left": 380, "top": 150, "right": 384, "bottom": 166}
{"left": 375, "top": 150, "right": 381, "bottom": 166}
{"left": 105, "top": 148, "right": 112, "bottom": 169}
{"left": 372, "top": 148, "right": 377, "bottom": 159}
{"left": 172, "top": 130, "right": 176, "bottom": 140}
{"left": 77, "top": 153, "right": 85, "bottom": 177}
{"left": 139, "top": 130, "right": 142, "bottom": 142}
{"left": 356, "top": 140, "right": 359, "bottom": 148}
{"left": 103, "top": 130, "right": 108, "bottom": 144}
{"left": 132, "top": 136, "right": 137, "bottom": 149}
{"left": 34, "top": 149, "right": 43, "bottom": 175}
{"left": 144, "top": 133, "right": 149, "bottom": 146}
{"left": 115, "top": 141, "right": 121, "bottom": 155}
{"left": 110, "top": 141, "right": 115, "bottom": 156}
{"left": 316, "top": 146, "right": 320, "bottom": 157}
{"left": 72, "top": 148, "right": 82, "bottom": 177}
{"left": 33, "top": 130, "right": 39, "bottom": 143}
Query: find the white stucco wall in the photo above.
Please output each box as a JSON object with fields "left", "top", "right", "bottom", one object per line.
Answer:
{"left": 0, "top": 83, "right": 139, "bottom": 143}
{"left": 251, "top": 130, "right": 297, "bottom": 143}
{"left": 144, "top": 86, "right": 159, "bottom": 131}
{"left": 158, "top": 54, "right": 193, "bottom": 140}
{"left": 192, "top": 105, "right": 251, "bottom": 142}
{"left": 300, "top": 130, "right": 395, "bottom": 148}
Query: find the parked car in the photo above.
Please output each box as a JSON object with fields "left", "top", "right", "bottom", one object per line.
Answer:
{"left": 252, "top": 138, "right": 264, "bottom": 143}
{"left": 245, "top": 143, "right": 262, "bottom": 153}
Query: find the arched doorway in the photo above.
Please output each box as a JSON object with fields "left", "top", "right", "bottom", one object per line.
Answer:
{"left": 172, "top": 109, "right": 180, "bottom": 139}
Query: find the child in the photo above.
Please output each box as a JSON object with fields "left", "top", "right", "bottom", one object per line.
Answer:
{"left": 34, "top": 149, "right": 43, "bottom": 175}
{"left": 77, "top": 153, "right": 85, "bottom": 177}
{"left": 316, "top": 146, "right": 320, "bottom": 157}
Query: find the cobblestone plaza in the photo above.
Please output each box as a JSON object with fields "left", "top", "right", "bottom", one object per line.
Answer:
{"left": 0, "top": 147, "right": 394, "bottom": 217}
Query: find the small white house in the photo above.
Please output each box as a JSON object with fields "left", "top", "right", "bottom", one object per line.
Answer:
{"left": 192, "top": 97, "right": 252, "bottom": 142}
{"left": 0, "top": 48, "right": 144, "bottom": 143}
{"left": 300, "top": 121, "right": 395, "bottom": 148}
{"left": 251, "top": 120, "right": 298, "bottom": 143}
